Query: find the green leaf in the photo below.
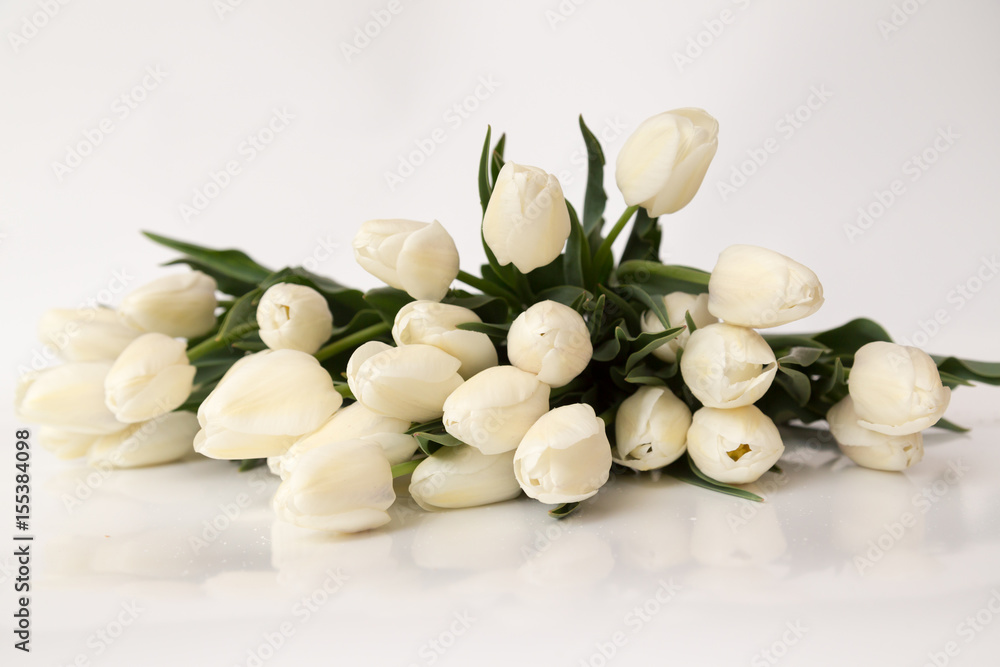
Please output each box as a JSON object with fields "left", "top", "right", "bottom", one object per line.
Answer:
{"left": 763, "top": 334, "right": 830, "bottom": 351}
{"left": 624, "top": 364, "right": 667, "bottom": 386}
{"left": 534, "top": 285, "right": 593, "bottom": 308}
{"left": 812, "top": 318, "right": 893, "bottom": 353}
{"left": 563, "top": 200, "right": 591, "bottom": 289}
{"left": 620, "top": 208, "right": 662, "bottom": 264}
{"left": 625, "top": 327, "right": 684, "bottom": 373}
{"left": 579, "top": 115, "right": 608, "bottom": 239}
{"left": 684, "top": 311, "right": 698, "bottom": 335}
{"left": 143, "top": 231, "right": 271, "bottom": 284}
{"left": 406, "top": 419, "right": 442, "bottom": 436}
{"left": 414, "top": 431, "right": 464, "bottom": 457}
{"left": 442, "top": 293, "right": 510, "bottom": 324}
{"left": 937, "top": 371, "right": 975, "bottom": 388}
{"left": 933, "top": 357, "right": 1000, "bottom": 387}
{"left": 775, "top": 365, "right": 812, "bottom": 406}
{"left": 626, "top": 284, "right": 670, "bottom": 328}
{"left": 664, "top": 455, "right": 764, "bottom": 502}
{"left": 364, "top": 287, "right": 414, "bottom": 324}
{"left": 549, "top": 502, "right": 581, "bottom": 519}
{"left": 332, "top": 382, "right": 355, "bottom": 400}
{"left": 490, "top": 133, "right": 506, "bottom": 185}
{"left": 597, "top": 286, "right": 641, "bottom": 334}
{"left": 455, "top": 321, "right": 510, "bottom": 339}
{"left": 816, "top": 357, "right": 847, "bottom": 402}
{"left": 616, "top": 260, "right": 711, "bottom": 295}
{"left": 163, "top": 257, "right": 256, "bottom": 296}
{"left": 217, "top": 288, "right": 263, "bottom": 341}
{"left": 778, "top": 346, "right": 825, "bottom": 367}
{"left": 592, "top": 326, "right": 629, "bottom": 362}
{"left": 934, "top": 417, "right": 970, "bottom": 433}
{"left": 237, "top": 458, "right": 267, "bottom": 472}
{"left": 478, "top": 126, "right": 494, "bottom": 216}
{"left": 585, "top": 293, "right": 607, "bottom": 340}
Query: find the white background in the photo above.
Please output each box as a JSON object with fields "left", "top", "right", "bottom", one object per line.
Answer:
{"left": 2, "top": 0, "right": 999, "bottom": 665}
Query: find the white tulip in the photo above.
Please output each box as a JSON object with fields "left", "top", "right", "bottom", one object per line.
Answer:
{"left": 38, "top": 308, "right": 140, "bottom": 362}
{"left": 274, "top": 402, "right": 413, "bottom": 478}
{"left": 352, "top": 219, "right": 460, "bottom": 301}
{"left": 273, "top": 439, "right": 395, "bottom": 533}
{"left": 827, "top": 396, "right": 924, "bottom": 471}
{"left": 848, "top": 341, "right": 951, "bottom": 435}
{"left": 442, "top": 366, "right": 551, "bottom": 454}
{"left": 16, "top": 363, "right": 126, "bottom": 435}
{"left": 347, "top": 341, "right": 463, "bottom": 422}
{"left": 104, "top": 333, "right": 196, "bottom": 423}
{"left": 707, "top": 245, "right": 824, "bottom": 329}
{"left": 615, "top": 108, "right": 719, "bottom": 216}
{"left": 392, "top": 300, "right": 497, "bottom": 379}
{"left": 256, "top": 283, "right": 334, "bottom": 354}
{"left": 686, "top": 405, "right": 784, "bottom": 485}
{"left": 118, "top": 271, "right": 218, "bottom": 338}
{"left": 640, "top": 292, "right": 718, "bottom": 363}
{"left": 680, "top": 323, "right": 777, "bottom": 408}
{"left": 408, "top": 446, "right": 521, "bottom": 511}
{"left": 482, "top": 162, "right": 571, "bottom": 273}
{"left": 513, "top": 403, "right": 612, "bottom": 504}
{"left": 194, "top": 350, "right": 343, "bottom": 459}
{"left": 507, "top": 300, "right": 592, "bottom": 388}
{"left": 614, "top": 386, "right": 692, "bottom": 471}
{"left": 88, "top": 411, "right": 199, "bottom": 468}
{"left": 37, "top": 427, "right": 99, "bottom": 460}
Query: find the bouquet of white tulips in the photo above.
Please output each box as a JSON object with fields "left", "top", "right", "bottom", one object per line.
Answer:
{"left": 17, "top": 109, "right": 999, "bottom": 533}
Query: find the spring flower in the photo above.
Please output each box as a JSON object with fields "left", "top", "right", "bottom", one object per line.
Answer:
{"left": 88, "top": 411, "right": 199, "bottom": 468}
{"left": 256, "top": 283, "right": 334, "bottom": 354}
{"left": 16, "top": 363, "right": 125, "bottom": 435}
{"left": 639, "top": 292, "right": 717, "bottom": 363}
{"left": 38, "top": 308, "right": 140, "bottom": 362}
{"left": 408, "top": 446, "right": 521, "bottom": 511}
{"left": 392, "top": 300, "right": 497, "bottom": 379}
{"left": 507, "top": 300, "right": 592, "bottom": 388}
{"left": 686, "top": 405, "right": 784, "bottom": 484}
{"left": 352, "top": 219, "right": 460, "bottom": 301}
{"left": 827, "top": 396, "right": 924, "bottom": 471}
{"left": 118, "top": 271, "right": 218, "bottom": 338}
{"left": 104, "top": 333, "right": 196, "bottom": 423}
{"left": 679, "top": 323, "right": 777, "bottom": 408}
{"left": 614, "top": 386, "right": 692, "bottom": 470}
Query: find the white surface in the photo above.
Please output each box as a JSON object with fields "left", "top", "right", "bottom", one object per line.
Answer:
{"left": 2, "top": 0, "right": 999, "bottom": 665}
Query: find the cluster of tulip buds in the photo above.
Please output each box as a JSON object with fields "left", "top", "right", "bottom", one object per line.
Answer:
{"left": 15, "top": 107, "right": 974, "bottom": 536}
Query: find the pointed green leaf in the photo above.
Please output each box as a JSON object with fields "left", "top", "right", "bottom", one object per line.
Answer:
{"left": 812, "top": 318, "right": 893, "bottom": 353}
{"left": 455, "top": 321, "right": 510, "bottom": 339}
{"left": 778, "top": 346, "right": 825, "bottom": 367}
{"left": 933, "top": 356, "right": 1000, "bottom": 386}
{"left": 664, "top": 455, "right": 764, "bottom": 502}
{"left": 620, "top": 208, "right": 662, "bottom": 264}
{"left": 579, "top": 115, "right": 608, "bottom": 238}
{"left": 143, "top": 231, "right": 271, "bottom": 284}
{"left": 549, "top": 501, "right": 581, "bottom": 519}
{"left": 625, "top": 327, "right": 684, "bottom": 373}
{"left": 776, "top": 365, "right": 812, "bottom": 406}
{"left": 617, "top": 260, "right": 711, "bottom": 295}
{"left": 364, "top": 287, "right": 414, "bottom": 324}
{"left": 563, "top": 200, "right": 591, "bottom": 288}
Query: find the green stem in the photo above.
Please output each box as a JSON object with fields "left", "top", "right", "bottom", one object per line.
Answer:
{"left": 457, "top": 269, "right": 520, "bottom": 304}
{"left": 593, "top": 205, "right": 639, "bottom": 269}
{"left": 597, "top": 405, "right": 618, "bottom": 427}
{"left": 187, "top": 335, "right": 232, "bottom": 361}
{"left": 314, "top": 322, "right": 391, "bottom": 362}
{"left": 391, "top": 458, "right": 423, "bottom": 478}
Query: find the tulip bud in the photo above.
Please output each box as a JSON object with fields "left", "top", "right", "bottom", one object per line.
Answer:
{"left": 256, "top": 283, "right": 334, "bottom": 354}
{"left": 194, "top": 350, "right": 343, "bottom": 459}
{"left": 409, "top": 446, "right": 521, "bottom": 511}
{"left": 38, "top": 308, "right": 140, "bottom": 362}
{"left": 615, "top": 108, "right": 719, "bottom": 216}
{"left": 88, "top": 412, "right": 199, "bottom": 468}
{"left": 273, "top": 439, "right": 395, "bottom": 533}
{"left": 507, "top": 300, "right": 592, "bottom": 388}
{"left": 707, "top": 245, "right": 824, "bottom": 329}
{"left": 392, "top": 300, "right": 498, "bottom": 379}
{"left": 482, "top": 162, "right": 571, "bottom": 273}
{"left": 848, "top": 341, "right": 951, "bottom": 435}
{"left": 118, "top": 271, "right": 218, "bottom": 338}
{"left": 104, "top": 333, "right": 196, "bottom": 423}
{"left": 614, "top": 386, "right": 692, "bottom": 471}
{"left": 347, "top": 341, "right": 463, "bottom": 422}
{"left": 274, "top": 401, "right": 413, "bottom": 479}
{"left": 37, "top": 427, "right": 99, "bottom": 460}
{"left": 639, "top": 292, "right": 717, "bottom": 363}
{"left": 680, "top": 323, "right": 777, "bottom": 408}
{"left": 686, "top": 405, "right": 784, "bottom": 485}
{"left": 827, "top": 396, "right": 923, "bottom": 472}
{"left": 513, "top": 403, "right": 612, "bottom": 504}
{"left": 442, "top": 366, "right": 551, "bottom": 454}
{"left": 16, "top": 363, "right": 126, "bottom": 434}
{"left": 352, "top": 219, "right": 460, "bottom": 301}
